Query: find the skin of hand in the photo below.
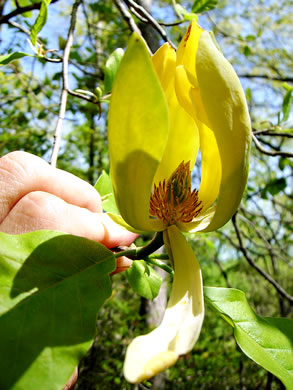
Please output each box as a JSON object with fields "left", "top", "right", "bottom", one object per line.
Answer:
{"left": 0, "top": 151, "right": 138, "bottom": 273}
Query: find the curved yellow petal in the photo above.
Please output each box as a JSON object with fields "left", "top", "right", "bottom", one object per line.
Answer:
{"left": 176, "top": 22, "right": 251, "bottom": 231}
{"left": 151, "top": 44, "right": 199, "bottom": 185}
{"left": 195, "top": 31, "right": 251, "bottom": 231}
{"left": 176, "top": 23, "right": 221, "bottom": 212}
{"left": 177, "top": 206, "right": 216, "bottom": 233}
{"left": 108, "top": 33, "right": 169, "bottom": 231}
{"left": 176, "top": 22, "right": 203, "bottom": 87}
{"left": 123, "top": 225, "right": 204, "bottom": 383}
{"left": 108, "top": 212, "right": 165, "bottom": 234}
{"left": 175, "top": 66, "right": 221, "bottom": 212}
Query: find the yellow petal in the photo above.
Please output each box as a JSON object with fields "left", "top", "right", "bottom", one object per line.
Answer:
{"left": 175, "top": 66, "right": 221, "bottom": 212}
{"left": 108, "top": 33, "right": 169, "bottom": 231}
{"left": 151, "top": 43, "right": 199, "bottom": 185}
{"left": 108, "top": 212, "right": 165, "bottom": 234}
{"left": 176, "top": 22, "right": 251, "bottom": 231}
{"left": 195, "top": 31, "right": 251, "bottom": 231}
{"left": 123, "top": 225, "right": 204, "bottom": 383}
{"left": 176, "top": 206, "right": 216, "bottom": 233}
{"left": 176, "top": 22, "right": 203, "bottom": 87}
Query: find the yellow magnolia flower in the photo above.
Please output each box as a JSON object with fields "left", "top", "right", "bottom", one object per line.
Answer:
{"left": 108, "top": 21, "right": 251, "bottom": 383}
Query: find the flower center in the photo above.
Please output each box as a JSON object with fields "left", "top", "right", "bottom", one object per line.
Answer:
{"left": 149, "top": 161, "right": 203, "bottom": 225}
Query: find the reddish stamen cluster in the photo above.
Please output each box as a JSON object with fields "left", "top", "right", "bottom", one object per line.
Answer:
{"left": 149, "top": 161, "right": 203, "bottom": 225}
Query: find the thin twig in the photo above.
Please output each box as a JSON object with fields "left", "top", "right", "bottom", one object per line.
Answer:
{"left": 7, "top": 20, "right": 30, "bottom": 35}
{"left": 113, "top": 0, "right": 150, "bottom": 51}
{"left": 253, "top": 129, "right": 293, "bottom": 138}
{"left": 50, "top": 0, "right": 82, "bottom": 167}
{"left": 144, "top": 257, "right": 173, "bottom": 274}
{"left": 125, "top": 0, "right": 176, "bottom": 49}
{"left": 232, "top": 214, "right": 293, "bottom": 304}
{"left": 252, "top": 133, "right": 293, "bottom": 158}
{"left": 159, "top": 20, "right": 186, "bottom": 27}
{"left": 129, "top": 5, "right": 148, "bottom": 22}
{"left": 239, "top": 73, "right": 293, "bottom": 83}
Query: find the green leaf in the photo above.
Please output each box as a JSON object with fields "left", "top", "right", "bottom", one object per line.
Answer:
{"left": 0, "top": 52, "right": 34, "bottom": 65}
{"left": 245, "top": 87, "right": 252, "bottom": 103}
{"left": 0, "top": 231, "right": 115, "bottom": 390}
{"left": 243, "top": 45, "right": 252, "bottom": 57}
{"left": 174, "top": 4, "right": 198, "bottom": 21}
{"left": 104, "top": 48, "right": 124, "bottom": 94}
{"left": 261, "top": 177, "right": 287, "bottom": 198}
{"left": 30, "top": 0, "right": 52, "bottom": 46}
{"left": 192, "top": 0, "right": 218, "bottom": 14}
{"left": 126, "top": 260, "right": 162, "bottom": 300}
{"left": 282, "top": 88, "right": 292, "bottom": 122}
{"left": 245, "top": 34, "right": 256, "bottom": 41}
{"left": 204, "top": 287, "right": 293, "bottom": 389}
{"left": 95, "top": 170, "right": 120, "bottom": 214}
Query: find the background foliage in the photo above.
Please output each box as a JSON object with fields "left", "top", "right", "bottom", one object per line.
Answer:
{"left": 0, "top": 0, "right": 292, "bottom": 389}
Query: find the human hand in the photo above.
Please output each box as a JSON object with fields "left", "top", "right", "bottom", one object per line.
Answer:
{"left": 0, "top": 151, "right": 137, "bottom": 272}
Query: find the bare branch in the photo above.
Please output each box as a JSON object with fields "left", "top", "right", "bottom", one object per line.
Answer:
{"left": 252, "top": 133, "right": 293, "bottom": 158}
{"left": 113, "top": 0, "right": 150, "bottom": 51}
{"left": 253, "top": 129, "right": 293, "bottom": 138}
{"left": 232, "top": 214, "right": 293, "bottom": 304}
{"left": 159, "top": 20, "right": 186, "bottom": 27}
{"left": 125, "top": 0, "right": 176, "bottom": 49}
{"left": 50, "top": 0, "right": 82, "bottom": 167}
{"left": 129, "top": 5, "right": 148, "bottom": 22}
{"left": 239, "top": 73, "right": 293, "bottom": 83}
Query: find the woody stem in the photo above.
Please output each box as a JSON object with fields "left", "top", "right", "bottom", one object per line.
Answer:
{"left": 114, "top": 231, "right": 164, "bottom": 260}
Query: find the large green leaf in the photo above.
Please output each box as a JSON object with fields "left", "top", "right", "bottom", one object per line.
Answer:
{"left": 204, "top": 287, "right": 293, "bottom": 389}
{"left": 0, "top": 231, "right": 115, "bottom": 390}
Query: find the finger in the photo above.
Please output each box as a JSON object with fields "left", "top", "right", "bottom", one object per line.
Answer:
{"left": 99, "top": 213, "right": 138, "bottom": 248}
{"left": 0, "top": 191, "right": 138, "bottom": 248}
{"left": 0, "top": 151, "right": 102, "bottom": 223}
{"left": 111, "top": 256, "right": 133, "bottom": 275}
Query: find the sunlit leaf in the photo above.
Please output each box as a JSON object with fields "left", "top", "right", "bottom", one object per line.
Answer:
{"left": 204, "top": 287, "right": 293, "bottom": 389}
{"left": 0, "top": 231, "right": 115, "bottom": 390}
{"left": 174, "top": 4, "right": 198, "bottom": 21}
{"left": 95, "top": 170, "right": 120, "bottom": 214}
{"left": 126, "top": 260, "right": 162, "bottom": 300}
{"left": 104, "top": 48, "right": 124, "bottom": 94}
{"left": 282, "top": 88, "right": 292, "bottom": 122}
{"left": 0, "top": 52, "right": 34, "bottom": 65}
{"left": 192, "top": 0, "right": 218, "bottom": 14}
{"left": 30, "top": 0, "right": 52, "bottom": 46}
{"left": 261, "top": 177, "right": 287, "bottom": 198}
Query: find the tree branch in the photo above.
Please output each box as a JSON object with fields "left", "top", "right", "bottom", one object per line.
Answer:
{"left": 50, "top": 0, "right": 82, "bottom": 167}
{"left": 239, "top": 73, "right": 293, "bottom": 83}
{"left": 124, "top": 0, "right": 176, "bottom": 49}
{"left": 253, "top": 129, "right": 293, "bottom": 138}
{"left": 252, "top": 133, "right": 293, "bottom": 158}
{"left": 232, "top": 214, "right": 293, "bottom": 304}
{"left": 0, "top": 0, "right": 59, "bottom": 24}
{"left": 113, "top": 0, "right": 151, "bottom": 52}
